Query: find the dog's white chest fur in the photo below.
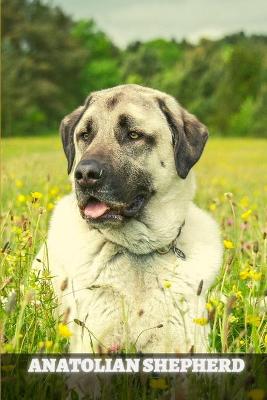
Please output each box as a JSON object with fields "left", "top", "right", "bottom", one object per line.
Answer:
{"left": 35, "top": 192, "right": 222, "bottom": 353}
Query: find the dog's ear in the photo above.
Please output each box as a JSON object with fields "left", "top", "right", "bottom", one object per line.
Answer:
{"left": 60, "top": 105, "right": 86, "bottom": 174}
{"left": 158, "top": 98, "right": 208, "bottom": 179}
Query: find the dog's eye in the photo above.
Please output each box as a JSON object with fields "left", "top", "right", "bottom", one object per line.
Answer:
{"left": 128, "top": 131, "right": 143, "bottom": 140}
{"left": 80, "top": 132, "right": 90, "bottom": 141}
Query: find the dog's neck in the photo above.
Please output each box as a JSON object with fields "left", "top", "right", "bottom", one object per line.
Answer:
{"left": 98, "top": 173, "right": 196, "bottom": 255}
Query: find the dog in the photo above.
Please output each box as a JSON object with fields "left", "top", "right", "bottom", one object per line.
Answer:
{"left": 34, "top": 84, "right": 222, "bottom": 353}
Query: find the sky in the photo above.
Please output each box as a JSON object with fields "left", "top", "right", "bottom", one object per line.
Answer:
{"left": 49, "top": 0, "right": 267, "bottom": 47}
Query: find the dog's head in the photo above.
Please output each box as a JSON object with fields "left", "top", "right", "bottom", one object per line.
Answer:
{"left": 60, "top": 84, "right": 208, "bottom": 227}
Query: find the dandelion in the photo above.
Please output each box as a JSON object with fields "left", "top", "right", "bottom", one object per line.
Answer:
{"left": 239, "top": 266, "right": 262, "bottom": 281}
{"left": 45, "top": 340, "right": 53, "bottom": 349}
{"left": 209, "top": 203, "right": 216, "bottom": 211}
{"left": 12, "top": 226, "right": 22, "bottom": 235}
{"left": 224, "top": 240, "right": 234, "bottom": 249}
{"left": 206, "top": 302, "right": 213, "bottom": 312}
{"left": 241, "top": 209, "right": 252, "bottom": 221}
{"left": 49, "top": 187, "right": 59, "bottom": 197}
{"left": 31, "top": 191, "right": 43, "bottom": 200}
{"left": 15, "top": 179, "right": 24, "bottom": 188}
{"left": 193, "top": 317, "right": 208, "bottom": 326}
{"left": 163, "top": 280, "right": 172, "bottom": 289}
{"left": 47, "top": 202, "right": 54, "bottom": 211}
{"left": 58, "top": 323, "right": 72, "bottom": 338}
{"left": 17, "top": 194, "right": 26, "bottom": 203}
{"left": 247, "top": 389, "right": 265, "bottom": 400}
{"left": 149, "top": 377, "right": 168, "bottom": 390}
{"left": 239, "top": 196, "right": 249, "bottom": 208}
{"left": 246, "top": 315, "right": 261, "bottom": 327}
{"left": 239, "top": 267, "right": 250, "bottom": 280}
{"left": 250, "top": 271, "right": 262, "bottom": 281}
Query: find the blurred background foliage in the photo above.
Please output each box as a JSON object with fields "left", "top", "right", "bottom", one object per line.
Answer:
{"left": 2, "top": 0, "right": 267, "bottom": 137}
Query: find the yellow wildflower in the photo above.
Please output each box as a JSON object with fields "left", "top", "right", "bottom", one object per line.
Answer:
{"left": 239, "top": 266, "right": 262, "bottom": 281}
{"left": 6, "top": 254, "right": 17, "bottom": 263}
{"left": 49, "top": 187, "right": 59, "bottom": 197}
{"left": 239, "top": 267, "right": 250, "bottom": 280}
{"left": 246, "top": 315, "right": 261, "bottom": 327}
{"left": 45, "top": 340, "right": 53, "bottom": 349}
{"left": 228, "top": 314, "right": 238, "bottom": 323}
{"left": 232, "top": 285, "right": 242, "bottom": 299}
{"left": 38, "top": 340, "right": 53, "bottom": 349}
{"left": 241, "top": 209, "right": 252, "bottom": 221}
{"left": 58, "top": 323, "right": 72, "bottom": 338}
{"left": 15, "top": 179, "right": 23, "bottom": 188}
{"left": 209, "top": 203, "right": 216, "bottom": 211}
{"left": 12, "top": 226, "right": 22, "bottom": 235}
{"left": 47, "top": 202, "right": 54, "bottom": 211}
{"left": 31, "top": 191, "right": 43, "bottom": 200}
{"left": 247, "top": 389, "right": 265, "bottom": 400}
{"left": 240, "top": 197, "right": 250, "bottom": 207}
{"left": 239, "top": 196, "right": 249, "bottom": 208}
{"left": 206, "top": 302, "right": 213, "bottom": 312}
{"left": 224, "top": 240, "right": 234, "bottom": 249}
{"left": 163, "top": 280, "right": 172, "bottom": 289}
{"left": 265, "top": 335, "right": 267, "bottom": 345}
{"left": 239, "top": 339, "right": 245, "bottom": 346}
{"left": 210, "top": 298, "right": 219, "bottom": 307}
{"left": 193, "top": 317, "right": 208, "bottom": 326}
{"left": 149, "top": 378, "right": 168, "bottom": 390}
{"left": 249, "top": 271, "right": 262, "bottom": 281}
{"left": 17, "top": 194, "right": 26, "bottom": 203}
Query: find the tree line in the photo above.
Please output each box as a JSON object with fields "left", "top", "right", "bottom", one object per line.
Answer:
{"left": 2, "top": 0, "right": 267, "bottom": 137}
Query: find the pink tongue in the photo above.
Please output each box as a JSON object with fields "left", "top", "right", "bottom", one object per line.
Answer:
{"left": 84, "top": 202, "right": 110, "bottom": 218}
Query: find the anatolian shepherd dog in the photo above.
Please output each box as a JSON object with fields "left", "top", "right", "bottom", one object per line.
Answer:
{"left": 34, "top": 84, "right": 222, "bottom": 353}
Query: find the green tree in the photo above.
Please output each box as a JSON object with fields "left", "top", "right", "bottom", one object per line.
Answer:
{"left": 2, "top": 0, "right": 87, "bottom": 135}
{"left": 71, "top": 20, "right": 121, "bottom": 94}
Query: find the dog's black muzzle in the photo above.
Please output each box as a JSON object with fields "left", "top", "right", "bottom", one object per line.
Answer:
{"left": 74, "top": 158, "right": 154, "bottom": 224}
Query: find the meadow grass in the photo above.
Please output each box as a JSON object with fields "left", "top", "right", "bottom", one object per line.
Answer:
{"left": 1, "top": 135, "right": 267, "bottom": 356}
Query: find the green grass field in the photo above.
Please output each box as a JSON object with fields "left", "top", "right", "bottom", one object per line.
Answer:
{"left": 1, "top": 136, "right": 267, "bottom": 356}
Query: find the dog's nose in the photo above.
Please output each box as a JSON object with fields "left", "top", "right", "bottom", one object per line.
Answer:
{"left": 75, "top": 160, "right": 104, "bottom": 186}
